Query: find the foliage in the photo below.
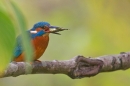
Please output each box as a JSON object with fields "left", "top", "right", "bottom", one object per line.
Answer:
{"left": 10, "top": 2, "right": 33, "bottom": 62}
{"left": 0, "top": 1, "right": 15, "bottom": 72}
{"left": 0, "top": 0, "right": 33, "bottom": 72}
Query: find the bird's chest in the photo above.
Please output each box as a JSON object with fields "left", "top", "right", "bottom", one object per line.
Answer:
{"left": 32, "top": 35, "right": 49, "bottom": 59}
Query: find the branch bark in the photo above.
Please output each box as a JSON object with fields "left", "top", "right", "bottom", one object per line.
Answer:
{"left": 1, "top": 51, "right": 130, "bottom": 79}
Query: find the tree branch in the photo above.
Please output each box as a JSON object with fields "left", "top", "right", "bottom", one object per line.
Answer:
{"left": 1, "top": 51, "right": 130, "bottom": 79}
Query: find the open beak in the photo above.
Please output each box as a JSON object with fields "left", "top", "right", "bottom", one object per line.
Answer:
{"left": 49, "top": 26, "right": 68, "bottom": 35}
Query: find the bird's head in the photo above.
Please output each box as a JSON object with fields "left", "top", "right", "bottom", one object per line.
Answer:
{"left": 31, "top": 22, "right": 57, "bottom": 33}
{"left": 30, "top": 21, "right": 68, "bottom": 35}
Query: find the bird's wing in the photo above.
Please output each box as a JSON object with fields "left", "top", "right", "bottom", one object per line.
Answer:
{"left": 13, "top": 30, "right": 44, "bottom": 58}
{"left": 13, "top": 35, "right": 23, "bottom": 58}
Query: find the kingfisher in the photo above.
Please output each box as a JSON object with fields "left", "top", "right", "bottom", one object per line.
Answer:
{"left": 13, "top": 21, "right": 67, "bottom": 62}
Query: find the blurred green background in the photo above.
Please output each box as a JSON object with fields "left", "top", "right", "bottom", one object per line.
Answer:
{"left": 0, "top": 0, "right": 130, "bottom": 86}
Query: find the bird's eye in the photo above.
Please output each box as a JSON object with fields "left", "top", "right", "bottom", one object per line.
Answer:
{"left": 41, "top": 26, "right": 45, "bottom": 29}
{"left": 41, "top": 25, "right": 49, "bottom": 32}
{"left": 41, "top": 25, "right": 48, "bottom": 29}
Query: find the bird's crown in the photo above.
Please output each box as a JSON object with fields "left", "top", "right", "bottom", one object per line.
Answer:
{"left": 31, "top": 22, "right": 50, "bottom": 30}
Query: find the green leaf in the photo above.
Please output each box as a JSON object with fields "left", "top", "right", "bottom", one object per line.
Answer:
{"left": 0, "top": 9, "right": 15, "bottom": 71}
{"left": 10, "top": 2, "right": 33, "bottom": 62}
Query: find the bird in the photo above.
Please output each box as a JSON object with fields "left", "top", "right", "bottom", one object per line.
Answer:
{"left": 13, "top": 21, "right": 62, "bottom": 62}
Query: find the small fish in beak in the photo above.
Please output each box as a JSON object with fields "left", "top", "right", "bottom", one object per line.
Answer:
{"left": 49, "top": 27, "right": 68, "bottom": 35}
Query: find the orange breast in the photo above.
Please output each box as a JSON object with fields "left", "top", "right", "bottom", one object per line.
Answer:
{"left": 33, "top": 35, "right": 49, "bottom": 60}
{"left": 14, "top": 35, "right": 49, "bottom": 62}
